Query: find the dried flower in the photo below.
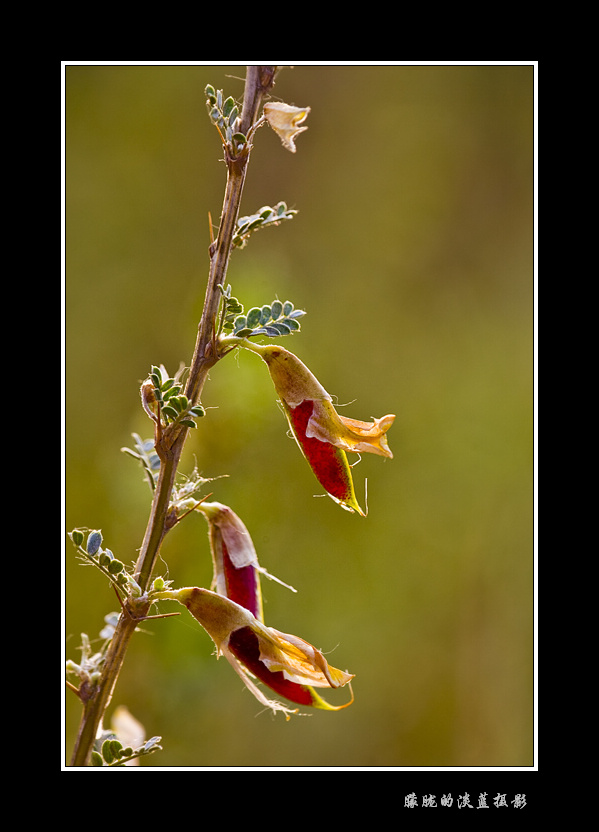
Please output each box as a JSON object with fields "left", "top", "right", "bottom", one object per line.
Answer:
{"left": 159, "top": 587, "right": 354, "bottom": 718}
{"left": 264, "top": 102, "right": 310, "bottom": 152}
{"left": 243, "top": 343, "right": 395, "bottom": 514}
{"left": 195, "top": 500, "right": 295, "bottom": 621}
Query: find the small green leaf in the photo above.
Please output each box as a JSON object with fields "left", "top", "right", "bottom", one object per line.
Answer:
{"left": 161, "top": 384, "right": 181, "bottom": 400}
{"left": 109, "top": 739, "right": 124, "bottom": 760}
{"left": 271, "top": 300, "right": 283, "bottom": 319}
{"left": 102, "top": 739, "right": 116, "bottom": 764}
{"left": 108, "top": 559, "right": 124, "bottom": 575}
{"left": 246, "top": 307, "right": 262, "bottom": 328}
{"left": 161, "top": 405, "right": 179, "bottom": 420}
{"left": 71, "top": 529, "right": 84, "bottom": 547}
{"left": 282, "top": 300, "right": 294, "bottom": 316}
{"left": 170, "top": 395, "right": 188, "bottom": 413}
{"left": 91, "top": 751, "right": 104, "bottom": 767}
{"left": 179, "top": 419, "right": 197, "bottom": 428}
{"left": 270, "top": 322, "right": 292, "bottom": 335}
{"left": 222, "top": 96, "right": 236, "bottom": 117}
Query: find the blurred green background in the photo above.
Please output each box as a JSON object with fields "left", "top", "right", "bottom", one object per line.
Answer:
{"left": 64, "top": 64, "right": 534, "bottom": 768}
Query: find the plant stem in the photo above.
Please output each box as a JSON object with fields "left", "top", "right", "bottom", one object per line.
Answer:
{"left": 185, "top": 65, "right": 277, "bottom": 405}
{"left": 69, "top": 65, "right": 277, "bottom": 766}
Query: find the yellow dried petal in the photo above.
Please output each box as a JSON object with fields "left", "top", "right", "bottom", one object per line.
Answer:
{"left": 264, "top": 102, "right": 310, "bottom": 152}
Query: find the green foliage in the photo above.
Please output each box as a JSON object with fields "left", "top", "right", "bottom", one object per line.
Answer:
{"left": 233, "top": 299, "right": 305, "bottom": 338}
{"left": 218, "top": 284, "right": 306, "bottom": 340}
{"left": 205, "top": 84, "right": 247, "bottom": 153}
{"left": 217, "top": 283, "right": 244, "bottom": 337}
{"left": 232, "top": 201, "right": 298, "bottom": 249}
{"left": 69, "top": 528, "right": 142, "bottom": 598}
{"left": 92, "top": 733, "right": 163, "bottom": 767}
{"left": 149, "top": 365, "right": 205, "bottom": 429}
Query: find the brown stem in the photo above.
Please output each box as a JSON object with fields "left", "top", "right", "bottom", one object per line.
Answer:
{"left": 69, "top": 66, "right": 277, "bottom": 766}
{"left": 186, "top": 66, "right": 276, "bottom": 405}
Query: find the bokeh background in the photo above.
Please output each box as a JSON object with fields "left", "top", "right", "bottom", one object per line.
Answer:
{"left": 64, "top": 64, "right": 535, "bottom": 768}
